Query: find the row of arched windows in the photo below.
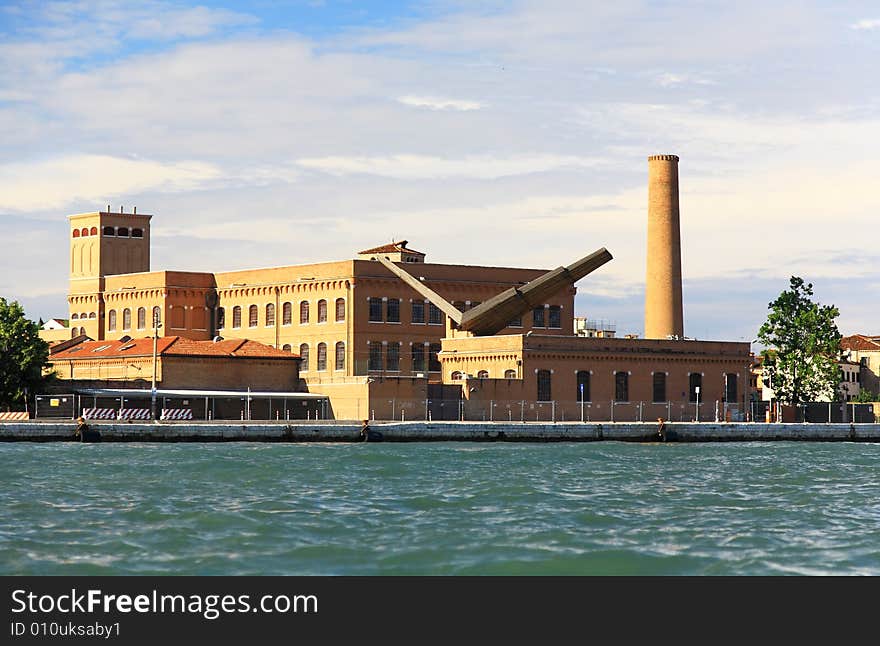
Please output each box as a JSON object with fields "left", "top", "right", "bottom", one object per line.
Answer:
{"left": 107, "top": 307, "right": 161, "bottom": 332}
{"left": 451, "top": 369, "right": 514, "bottom": 380}
{"left": 292, "top": 341, "right": 346, "bottom": 372}
{"left": 72, "top": 227, "right": 143, "bottom": 238}
{"left": 217, "top": 299, "right": 345, "bottom": 329}
{"left": 70, "top": 312, "right": 96, "bottom": 320}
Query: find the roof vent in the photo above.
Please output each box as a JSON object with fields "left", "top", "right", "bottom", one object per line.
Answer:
{"left": 213, "top": 336, "right": 224, "bottom": 343}
{"left": 119, "top": 335, "right": 132, "bottom": 343}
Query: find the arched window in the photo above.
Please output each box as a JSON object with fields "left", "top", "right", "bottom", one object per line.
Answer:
{"left": 80, "top": 312, "right": 87, "bottom": 319}
{"left": 282, "top": 344, "right": 291, "bottom": 352}
{"left": 317, "top": 299, "right": 327, "bottom": 323}
{"left": 335, "top": 342, "right": 345, "bottom": 370}
{"left": 689, "top": 373, "right": 702, "bottom": 403}
{"left": 137, "top": 307, "right": 146, "bottom": 330}
{"left": 451, "top": 371, "right": 463, "bottom": 380}
{"left": 537, "top": 370, "right": 552, "bottom": 401}
{"left": 504, "top": 369, "right": 517, "bottom": 379}
{"left": 232, "top": 306, "right": 242, "bottom": 328}
{"left": 300, "top": 301, "right": 309, "bottom": 324}
{"left": 248, "top": 305, "right": 258, "bottom": 327}
{"left": 615, "top": 371, "right": 629, "bottom": 402}
{"left": 108, "top": 310, "right": 117, "bottom": 331}
{"left": 89, "top": 226, "right": 97, "bottom": 236}
{"left": 88, "top": 312, "right": 96, "bottom": 319}
{"left": 576, "top": 370, "right": 590, "bottom": 402}
{"left": 217, "top": 307, "right": 225, "bottom": 329}
{"left": 317, "top": 342, "right": 327, "bottom": 371}
{"left": 477, "top": 370, "right": 489, "bottom": 379}
{"left": 80, "top": 227, "right": 88, "bottom": 237}
{"left": 152, "top": 306, "right": 162, "bottom": 328}
{"left": 299, "top": 344, "right": 309, "bottom": 371}
{"left": 282, "top": 302, "right": 292, "bottom": 325}
{"left": 652, "top": 372, "right": 667, "bottom": 403}
{"left": 122, "top": 308, "right": 131, "bottom": 330}
{"left": 117, "top": 227, "right": 129, "bottom": 237}
{"left": 335, "top": 298, "right": 345, "bottom": 322}
{"left": 265, "top": 303, "right": 275, "bottom": 326}
{"left": 71, "top": 313, "right": 79, "bottom": 320}
{"left": 72, "top": 229, "right": 80, "bottom": 238}
{"left": 131, "top": 228, "right": 143, "bottom": 238}
{"left": 103, "top": 226, "right": 115, "bottom": 236}
{"left": 71, "top": 327, "right": 79, "bottom": 338}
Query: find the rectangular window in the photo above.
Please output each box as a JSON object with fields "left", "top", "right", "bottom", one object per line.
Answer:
{"left": 508, "top": 316, "right": 522, "bottom": 328}
{"left": 428, "top": 343, "right": 441, "bottom": 371}
{"left": 652, "top": 372, "right": 666, "bottom": 403}
{"left": 412, "top": 345, "right": 426, "bottom": 372}
{"left": 689, "top": 373, "right": 702, "bottom": 403}
{"left": 411, "top": 301, "right": 425, "bottom": 324}
{"left": 533, "top": 307, "right": 545, "bottom": 328}
{"left": 576, "top": 371, "right": 590, "bottom": 402}
{"left": 369, "top": 298, "right": 383, "bottom": 323}
{"left": 615, "top": 372, "right": 629, "bottom": 402}
{"left": 537, "top": 370, "right": 552, "bottom": 402}
{"left": 725, "top": 373, "right": 738, "bottom": 403}
{"left": 217, "top": 307, "right": 225, "bottom": 329}
{"left": 548, "top": 306, "right": 561, "bottom": 329}
{"left": 386, "top": 342, "right": 400, "bottom": 371}
{"left": 368, "top": 344, "right": 384, "bottom": 371}
{"left": 386, "top": 299, "right": 400, "bottom": 323}
{"left": 428, "top": 303, "right": 443, "bottom": 325}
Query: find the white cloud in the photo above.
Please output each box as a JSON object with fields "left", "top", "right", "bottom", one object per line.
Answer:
{"left": 397, "top": 95, "right": 485, "bottom": 111}
{"left": 0, "top": 155, "right": 222, "bottom": 212}
{"left": 850, "top": 19, "right": 880, "bottom": 30}
{"left": 295, "top": 154, "right": 602, "bottom": 179}
{"left": 653, "top": 73, "right": 716, "bottom": 88}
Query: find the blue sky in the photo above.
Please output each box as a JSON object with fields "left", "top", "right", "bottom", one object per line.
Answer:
{"left": 1, "top": 1, "right": 878, "bottom": 342}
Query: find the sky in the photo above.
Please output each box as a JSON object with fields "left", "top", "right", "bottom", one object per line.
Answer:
{"left": 1, "top": 1, "right": 878, "bottom": 344}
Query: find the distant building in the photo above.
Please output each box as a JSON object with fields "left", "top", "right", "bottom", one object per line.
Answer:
{"left": 841, "top": 335, "right": 880, "bottom": 397}
{"left": 39, "top": 318, "right": 71, "bottom": 344}
{"left": 574, "top": 317, "right": 616, "bottom": 338}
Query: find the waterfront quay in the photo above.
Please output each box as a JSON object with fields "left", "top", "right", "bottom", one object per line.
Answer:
{"left": 2, "top": 421, "right": 880, "bottom": 442}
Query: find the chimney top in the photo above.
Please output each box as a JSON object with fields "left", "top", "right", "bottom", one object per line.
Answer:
{"left": 648, "top": 154, "right": 679, "bottom": 162}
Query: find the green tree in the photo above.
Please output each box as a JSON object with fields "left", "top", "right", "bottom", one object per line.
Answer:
{"left": 854, "top": 389, "right": 879, "bottom": 403}
{"left": 757, "top": 277, "right": 841, "bottom": 405}
{"left": 0, "top": 298, "right": 52, "bottom": 411}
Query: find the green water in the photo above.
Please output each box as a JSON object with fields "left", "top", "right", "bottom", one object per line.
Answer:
{"left": 1, "top": 442, "right": 878, "bottom": 575}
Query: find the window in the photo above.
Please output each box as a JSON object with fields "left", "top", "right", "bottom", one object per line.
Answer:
{"left": 477, "top": 370, "right": 489, "bottom": 379}
{"left": 102, "top": 226, "right": 114, "bottom": 236}
{"left": 80, "top": 227, "right": 88, "bottom": 236}
{"left": 282, "top": 302, "right": 292, "bottom": 325}
{"left": 300, "top": 301, "right": 310, "bottom": 324}
{"left": 504, "top": 369, "right": 517, "bottom": 379}
{"left": 533, "top": 307, "right": 545, "bottom": 328}
{"left": 265, "top": 303, "right": 275, "bottom": 326}
{"left": 369, "top": 343, "right": 384, "bottom": 371}
{"left": 72, "top": 229, "right": 80, "bottom": 238}
{"left": 411, "top": 301, "right": 425, "bottom": 324}
{"left": 369, "top": 297, "right": 383, "bottom": 322}
{"left": 615, "top": 371, "right": 629, "bottom": 402}
{"left": 137, "top": 307, "right": 146, "bottom": 330}
{"left": 232, "top": 306, "right": 242, "bottom": 328}
{"left": 508, "top": 316, "right": 522, "bottom": 328}
{"left": 548, "top": 306, "right": 561, "bottom": 329}
{"left": 299, "top": 344, "right": 309, "bottom": 371}
{"left": 386, "top": 298, "right": 400, "bottom": 323}
{"left": 71, "top": 327, "right": 78, "bottom": 338}
{"left": 689, "top": 373, "right": 703, "bottom": 403}
{"left": 537, "top": 370, "right": 552, "bottom": 401}
{"left": 248, "top": 305, "right": 258, "bottom": 328}
{"left": 412, "top": 345, "right": 426, "bottom": 372}
{"left": 131, "top": 228, "right": 143, "bottom": 238}
{"left": 108, "top": 310, "right": 117, "bottom": 331}
{"left": 282, "top": 344, "right": 291, "bottom": 352}
{"left": 152, "top": 306, "right": 161, "bottom": 327}
{"left": 577, "top": 370, "right": 591, "bottom": 401}
{"left": 725, "top": 373, "right": 738, "bottom": 403}
{"left": 335, "top": 342, "right": 345, "bottom": 370}
{"left": 117, "top": 227, "right": 129, "bottom": 237}
{"left": 387, "top": 342, "right": 400, "bottom": 371}
{"left": 122, "top": 308, "right": 131, "bottom": 330}
{"left": 217, "top": 307, "right": 225, "bottom": 329}
{"left": 317, "top": 343, "right": 327, "bottom": 371}
{"left": 335, "top": 298, "right": 345, "bottom": 322}
{"left": 428, "top": 303, "right": 443, "bottom": 325}
{"left": 428, "top": 343, "right": 441, "bottom": 372}
{"left": 89, "top": 312, "right": 96, "bottom": 319}
{"left": 71, "top": 313, "right": 79, "bottom": 320}
{"left": 317, "top": 299, "right": 327, "bottom": 323}
{"left": 653, "top": 372, "right": 667, "bottom": 403}
{"left": 451, "top": 371, "right": 463, "bottom": 380}
{"left": 89, "top": 226, "right": 97, "bottom": 236}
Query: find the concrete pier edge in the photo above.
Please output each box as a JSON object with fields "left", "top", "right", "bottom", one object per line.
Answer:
{"left": 2, "top": 421, "right": 880, "bottom": 442}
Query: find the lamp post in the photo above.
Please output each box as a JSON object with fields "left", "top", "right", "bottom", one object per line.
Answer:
{"left": 150, "top": 317, "right": 162, "bottom": 420}
{"left": 695, "top": 385, "right": 700, "bottom": 422}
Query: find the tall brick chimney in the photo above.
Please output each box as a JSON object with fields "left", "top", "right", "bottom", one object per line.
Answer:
{"left": 645, "top": 154, "right": 684, "bottom": 339}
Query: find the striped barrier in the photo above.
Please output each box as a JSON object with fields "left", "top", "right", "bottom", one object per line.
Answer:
{"left": 82, "top": 408, "right": 116, "bottom": 420}
{"left": 0, "top": 411, "right": 30, "bottom": 420}
{"left": 161, "top": 408, "right": 193, "bottom": 421}
{"left": 117, "top": 408, "right": 151, "bottom": 420}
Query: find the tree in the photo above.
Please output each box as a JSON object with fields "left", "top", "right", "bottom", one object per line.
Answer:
{"left": 757, "top": 277, "right": 841, "bottom": 405}
{"left": 0, "top": 298, "right": 52, "bottom": 411}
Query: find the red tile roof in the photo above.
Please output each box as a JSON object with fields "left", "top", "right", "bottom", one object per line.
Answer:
{"left": 359, "top": 240, "right": 425, "bottom": 255}
{"left": 50, "top": 336, "right": 299, "bottom": 360}
{"left": 841, "top": 335, "right": 880, "bottom": 351}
